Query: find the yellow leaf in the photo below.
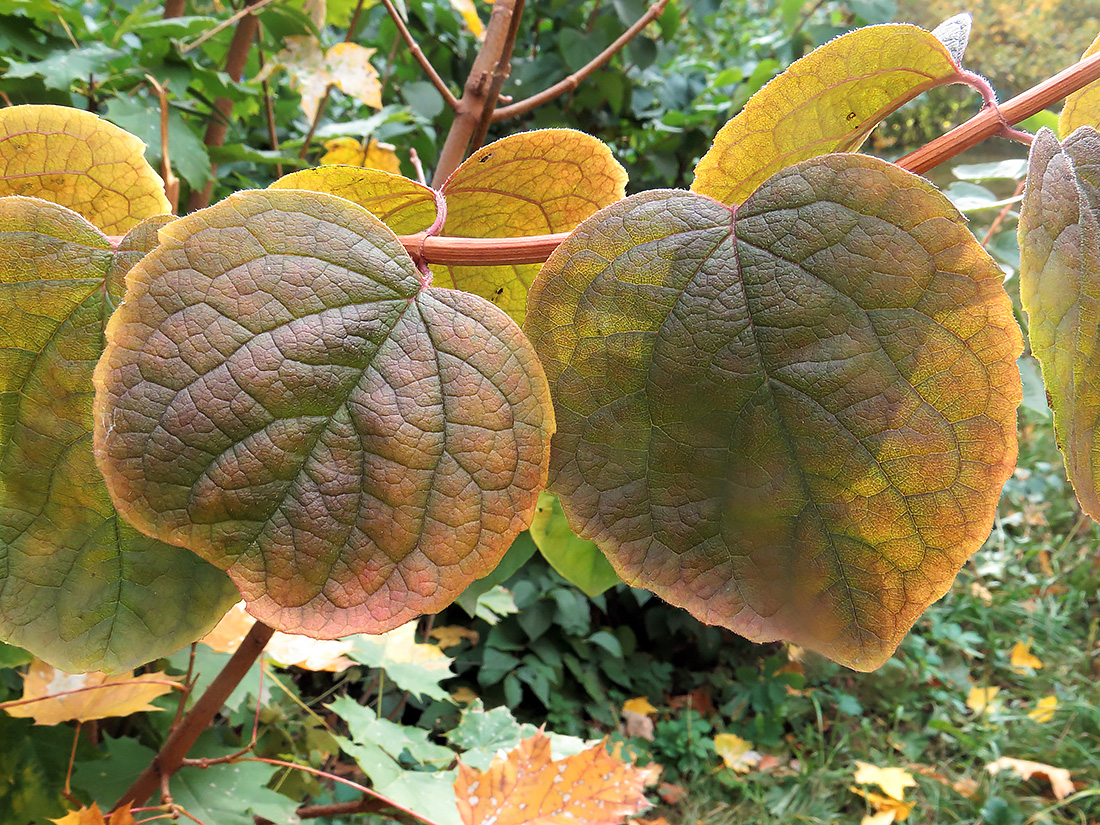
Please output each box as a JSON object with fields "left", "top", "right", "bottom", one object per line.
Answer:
{"left": 0, "top": 105, "right": 170, "bottom": 234}
{"left": 986, "top": 757, "right": 1075, "bottom": 801}
{"left": 691, "top": 23, "right": 965, "bottom": 206}
{"left": 372, "top": 620, "right": 451, "bottom": 668}
{"left": 51, "top": 802, "right": 135, "bottom": 825}
{"left": 853, "top": 762, "right": 917, "bottom": 801}
{"left": 200, "top": 600, "right": 255, "bottom": 654}
{"left": 260, "top": 37, "right": 381, "bottom": 122}
{"left": 966, "top": 686, "right": 1002, "bottom": 714}
{"left": 201, "top": 602, "right": 355, "bottom": 672}
{"left": 1060, "top": 33, "right": 1100, "bottom": 138}
{"left": 851, "top": 787, "right": 915, "bottom": 822}
{"left": 1029, "top": 695, "right": 1059, "bottom": 723}
{"left": 451, "top": 686, "right": 479, "bottom": 704}
{"left": 713, "top": 733, "right": 762, "bottom": 773}
{"left": 3, "top": 660, "right": 179, "bottom": 725}
{"left": 449, "top": 0, "right": 484, "bottom": 39}
{"left": 622, "top": 697, "right": 658, "bottom": 715}
{"left": 1010, "top": 640, "right": 1043, "bottom": 672}
{"left": 320, "top": 138, "right": 401, "bottom": 174}
{"left": 430, "top": 625, "right": 480, "bottom": 649}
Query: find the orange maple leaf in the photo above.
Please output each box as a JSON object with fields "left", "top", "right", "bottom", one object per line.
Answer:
{"left": 51, "top": 802, "right": 133, "bottom": 825}
{"left": 454, "top": 730, "right": 650, "bottom": 825}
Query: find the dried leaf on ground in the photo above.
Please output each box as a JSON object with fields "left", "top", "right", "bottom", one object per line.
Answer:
{"left": 454, "top": 731, "right": 650, "bottom": 825}
{"left": 656, "top": 783, "right": 686, "bottom": 804}
{"left": 621, "top": 710, "right": 654, "bottom": 741}
{"left": 908, "top": 764, "right": 978, "bottom": 798}
{"left": 4, "top": 660, "right": 179, "bottom": 725}
{"left": 853, "top": 762, "right": 917, "bottom": 801}
{"left": 1029, "top": 695, "right": 1059, "bottom": 722}
{"left": 714, "top": 734, "right": 762, "bottom": 773}
{"left": 967, "top": 686, "right": 1002, "bottom": 714}
{"left": 51, "top": 802, "right": 133, "bottom": 825}
{"left": 621, "top": 697, "right": 658, "bottom": 716}
{"left": 850, "top": 787, "right": 914, "bottom": 823}
{"left": 431, "top": 626, "right": 480, "bottom": 650}
{"left": 986, "top": 757, "right": 1075, "bottom": 800}
{"left": 1010, "top": 639, "right": 1044, "bottom": 671}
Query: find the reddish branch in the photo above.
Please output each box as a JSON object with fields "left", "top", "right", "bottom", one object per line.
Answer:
{"left": 492, "top": 0, "right": 669, "bottom": 121}
{"left": 163, "top": 0, "right": 185, "bottom": 18}
{"left": 185, "top": 0, "right": 264, "bottom": 212}
{"left": 111, "top": 622, "right": 276, "bottom": 812}
{"left": 379, "top": 0, "right": 459, "bottom": 112}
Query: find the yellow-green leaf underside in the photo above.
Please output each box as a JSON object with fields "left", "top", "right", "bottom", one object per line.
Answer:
{"left": 93, "top": 189, "right": 555, "bottom": 637}
{"left": 525, "top": 154, "right": 1021, "bottom": 671}
{"left": 0, "top": 197, "right": 237, "bottom": 673}
{"left": 1019, "top": 127, "right": 1100, "bottom": 519}
{"left": 692, "top": 23, "right": 966, "bottom": 206}
{"left": 0, "top": 105, "right": 170, "bottom": 235}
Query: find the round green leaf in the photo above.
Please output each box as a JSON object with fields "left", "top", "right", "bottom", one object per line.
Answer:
{"left": 525, "top": 154, "right": 1022, "bottom": 671}
{"left": 529, "top": 492, "right": 620, "bottom": 597}
{"left": 0, "top": 198, "right": 238, "bottom": 673}
{"left": 94, "top": 189, "right": 554, "bottom": 637}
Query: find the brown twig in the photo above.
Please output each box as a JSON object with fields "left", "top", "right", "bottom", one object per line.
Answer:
{"left": 981, "top": 179, "right": 1027, "bottom": 247}
{"left": 62, "top": 723, "right": 83, "bottom": 808}
{"left": 898, "top": 48, "right": 1100, "bottom": 175}
{"left": 110, "top": 622, "right": 276, "bottom": 812}
{"left": 432, "top": 0, "right": 521, "bottom": 185}
{"left": 178, "top": 663, "right": 265, "bottom": 768}
{"left": 257, "top": 49, "right": 283, "bottom": 179}
{"left": 185, "top": 0, "right": 263, "bottom": 212}
{"left": 146, "top": 75, "right": 180, "bottom": 213}
{"left": 180, "top": 0, "right": 278, "bottom": 54}
{"left": 467, "top": 0, "right": 525, "bottom": 152}
{"left": 169, "top": 644, "right": 198, "bottom": 734}
{"left": 493, "top": 0, "right": 668, "bottom": 121}
{"left": 379, "top": 0, "right": 459, "bottom": 111}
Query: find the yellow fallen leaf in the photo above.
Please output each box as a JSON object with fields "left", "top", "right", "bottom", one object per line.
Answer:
{"left": 966, "top": 686, "right": 1002, "bottom": 714}
{"left": 320, "top": 138, "right": 401, "bottom": 174}
{"left": 622, "top": 697, "right": 658, "bottom": 715}
{"left": 51, "top": 802, "right": 134, "bottom": 825}
{"left": 451, "top": 686, "right": 479, "bottom": 704}
{"left": 449, "top": 0, "right": 484, "bottom": 38}
{"left": 851, "top": 787, "right": 915, "bottom": 822}
{"left": 853, "top": 762, "right": 917, "bottom": 801}
{"left": 1010, "top": 640, "right": 1043, "bottom": 672}
{"left": 3, "top": 660, "right": 179, "bottom": 725}
{"left": 714, "top": 733, "right": 761, "bottom": 773}
{"left": 200, "top": 601, "right": 255, "bottom": 654}
{"left": 1029, "top": 695, "right": 1058, "bottom": 723}
{"left": 430, "top": 625, "right": 480, "bottom": 650}
{"left": 862, "top": 812, "right": 900, "bottom": 825}
{"left": 986, "top": 756, "right": 1075, "bottom": 800}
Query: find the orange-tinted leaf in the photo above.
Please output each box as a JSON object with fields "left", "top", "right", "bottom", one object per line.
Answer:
{"left": 986, "top": 757, "right": 1075, "bottom": 800}
{"left": 434, "top": 130, "right": 627, "bottom": 325}
{"left": 1019, "top": 127, "right": 1100, "bottom": 519}
{"left": 850, "top": 788, "right": 914, "bottom": 822}
{"left": 270, "top": 165, "right": 438, "bottom": 235}
{"left": 454, "top": 731, "right": 650, "bottom": 825}
{"left": 621, "top": 697, "right": 658, "bottom": 715}
{"left": 692, "top": 23, "right": 966, "bottom": 206}
{"left": 1060, "top": 33, "right": 1100, "bottom": 138}
{"left": 202, "top": 602, "right": 355, "bottom": 671}
{"left": 1010, "top": 639, "right": 1043, "bottom": 671}
{"left": 0, "top": 106, "right": 170, "bottom": 233}
{"left": 320, "top": 138, "right": 401, "bottom": 174}
{"left": 4, "top": 659, "right": 179, "bottom": 725}
{"left": 525, "top": 154, "right": 1022, "bottom": 671}
{"left": 93, "top": 189, "right": 554, "bottom": 637}
{"left": 51, "top": 802, "right": 134, "bottom": 825}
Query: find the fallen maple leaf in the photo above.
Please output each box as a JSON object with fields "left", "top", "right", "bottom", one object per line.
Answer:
{"left": 3, "top": 661, "right": 179, "bottom": 725}
{"left": 51, "top": 802, "right": 133, "bottom": 825}
{"left": 966, "top": 685, "right": 1002, "bottom": 715}
{"left": 907, "top": 764, "right": 977, "bottom": 799}
{"left": 430, "top": 625, "right": 481, "bottom": 650}
{"left": 850, "top": 787, "right": 914, "bottom": 823}
{"left": 1029, "top": 695, "right": 1059, "bottom": 723}
{"left": 986, "top": 757, "right": 1075, "bottom": 800}
{"left": 1010, "top": 640, "right": 1044, "bottom": 672}
{"left": 657, "top": 782, "right": 686, "bottom": 804}
{"left": 714, "top": 733, "right": 761, "bottom": 773}
{"left": 454, "top": 730, "right": 650, "bottom": 825}
{"left": 621, "top": 697, "right": 658, "bottom": 716}
{"left": 853, "top": 762, "right": 917, "bottom": 801}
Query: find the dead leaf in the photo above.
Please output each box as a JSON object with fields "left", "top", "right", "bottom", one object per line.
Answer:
{"left": 657, "top": 782, "right": 686, "bottom": 804}
{"left": 202, "top": 602, "right": 354, "bottom": 672}
{"left": 907, "top": 764, "right": 977, "bottom": 798}
{"left": 853, "top": 762, "right": 916, "bottom": 801}
{"left": 621, "top": 710, "right": 654, "bottom": 741}
{"left": 454, "top": 731, "right": 650, "bottom": 825}
{"left": 622, "top": 697, "right": 658, "bottom": 715}
{"left": 850, "top": 787, "right": 915, "bottom": 822}
{"left": 714, "top": 733, "right": 762, "bottom": 773}
{"left": 3, "top": 661, "right": 180, "bottom": 725}
{"left": 451, "top": 686, "right": 479, "bottom": 705}
{"left": 986, "top": 757, "right": 1075, "bottom": 801}
{"left": 1029, "top": 695, "right": 1059, "bottom": 723}
{"left": 1010, "top": 640, "right": 1044, "bottom": 672}
{"left": 259, "top": 37, "right": 381, "bottom": 122}
{"left": 51, "top": 802, "right": 134, "bottom": 825}
{"left": 667, "top": 688, "right": 713, "bottom": 715}
{"left": 200, "top": 601, "right": 255, "bottom": 653}
{"left": 430, "top": 625, "right": 480, "bottom": 650}
{"left": 966, "top": 686, "right": 1002, "bottom": 715}
{"left": 449, "top": 0, "right": 484, "bottom": 38}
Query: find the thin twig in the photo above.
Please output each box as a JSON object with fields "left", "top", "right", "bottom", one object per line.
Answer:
{"left": 181, "top": 0, "right": 278, "bottom": 54}
{"left": 146, "top": 75, "right": 180, "bottom": 213}
{"left": 257, "top": 49, "right": 283, "bottom": 179}
{"left": 981, "top": 179, "right": 1026, "bottom": 247}
{"left": 62, "top": 723, "right": 83, "bottom": 808}
{"left": 409, "top": 148, "right": 427, "bottom": 185}
{"left": 379, "top": 0, "right": 459, "bottom": 111}
{"left": 493, "top": 0, "right": 668, "bottom": 121}
{"left": 169, "top": 644, "right": 198, "bottom": 735}
{"left": 179, "top": 663, "right": 265, "bottom": 768}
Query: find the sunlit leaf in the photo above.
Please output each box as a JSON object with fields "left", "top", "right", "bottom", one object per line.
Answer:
{"left": 261, "top": 37, "right": 382, "bottom": 122}
{"left": 525, "top": 154, "right": 1022, "bottom": 671}
{"left": 1010, "top": 639, "right": 1043, "bottom": 672}
{"left": 853, "top": 762, "right": 916, "bottom": 801}
{"left": 622, "top": 697, "right": 658, "bottom": 715}
{"left": 1059, "top": 33, "right": 1100, "bottom": 138}
{"left": 0, "top": 106, "right": 170, "bottom": 234}
{"left": 1019, "top": 127, "right": 1100, "bottom": 520}
{"left": 1029, "top": 695, "right": 1059, "bottom": 722}
{"left": 51, "top": 802, "right": 133, "bottom": 825}
{"left": 986, "top": 757, "right": 1075, "bottom": 800}
{"left": 714, "top": 734, "right": 761, "bottom": 773}
{"left": 434, "top": 130, "right": 627, "bottom": 325}
{"left": 966, "top": 686, "right": 1002, "bottom": 714}
{"left": 449, "top": 0, "right": 484, "bottom": 38}
{"left": 692, "top": 24, "right": 967, "bottom": 206}
{"left": 320, "top": 137, "right": 402, "bottom": 174}
{"left": 349, "top": 620, "right": 454, "bottom": 700}
{"left": 431, "top": 625, "right": 480, "bottom": 649}
{"left": 270, "top": 165, "right": 438, "bottom": 234}
{"left": 850, "top": 788, "right": 913, "bottom": 824}
{"left": 454, "top": 731, "right": 650, "bottom": 825}
{"left": 201, "top": 602, "right": 355, "bottom": 672}
{"left": 930, "top": 13, "right": 972, "bottom": 65}
{"left": 94, "top": 189, "right": 554, "bottom": 638}
{"left": 3, "top": 659, "right": 180, "bottom": 725}
{"left": 0, "top": 199, "right": 238, "bottom": 674}
{"left": 529, "top": 491, "right": 621, "bottom": 597}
